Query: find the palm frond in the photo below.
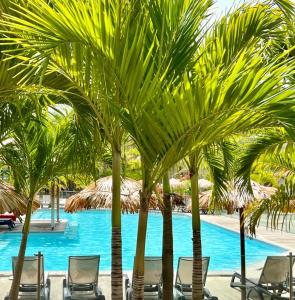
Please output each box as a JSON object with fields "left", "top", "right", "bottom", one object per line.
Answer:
{"left": 246, "top": 179, "right": 295, "bottom": 235}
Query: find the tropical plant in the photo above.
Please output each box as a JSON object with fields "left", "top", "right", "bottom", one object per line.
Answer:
{"left": 0, "top": 0, "right": 215, "bottom": 298}
{"left": 235, "top": 128, "right": 295, "bottom": 233}
{"left": 2, "top": 1, "right": 295, "bottom": 300}
{"left": 184, "top": 141, "right": 233, "bottom": 298}
{"left": 150, "top": 2, "right": 295, "bottom": 298}
{"left": 121, "top": 1, "right": 295, "bottom": 298}
{"left": 0, "top": 101, "right": 75, "bottom": 299}
{"left": 0, "top": 1, "right": 150, "bottom": 296}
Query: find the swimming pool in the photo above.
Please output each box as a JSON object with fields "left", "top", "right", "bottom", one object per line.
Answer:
{"left": 0, "top": 210, "right": 285, "bottom": 271}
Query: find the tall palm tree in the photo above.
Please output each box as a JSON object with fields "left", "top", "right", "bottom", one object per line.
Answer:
{"left": 2, "top": 1, "right": 295, "bottom": 300}
{"left": 122, "top": 3, "right": 295, "bottom": 298}
{"left": 184, "top": 3, "right": 295, "bottom": 297}
{"left": 0, "top": 1, "right": 154, "bottom": 297}
{"left": 186, "top": 142, "right": 232, "bottom": 299}
{"left": 122, "top": 1, "right": 215, "bottom": 296}
{"left": 0, "top": 101, "right": 75, "bottom": 299}
{"left": 0, "top": 1, "right": 214, "bottom": 298}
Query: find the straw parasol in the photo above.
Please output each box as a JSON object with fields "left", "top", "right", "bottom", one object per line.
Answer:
{"left": 222, "top": 181, "right": 276, "bottom": 300}
{"left": 198, "top": 179, "right": 213, "bottom": 191}
{"left": 223, "top": 180, "right": 277, "bottom": 211}
{"left": 65, "top": 176, "right": 158, "bottom": 213}
{"left": 185, "top": 180, "right": 277, "bottom": 300}
{"left": 186, "top": 190, "right": 212, "bottom": 213}
{"left": 0, "top": 181, "right": 40, "bottom": 214}
{"left": 186, "top": 181, "right": 276, "bottom": 212}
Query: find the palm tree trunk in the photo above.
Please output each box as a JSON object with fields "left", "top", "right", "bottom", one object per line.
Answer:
{"left": 9, "top": 197, "right": 34, "bottom": 300}
{"left": 112, "top": 145, "right": 123, "bottom": 299}
{"left": 132, "top": 188, "right": 150, "bottom": 299}
{"left": 162, "top": 173, "right": 173, "bottom": 300}
{"left": 190, "top": 168, "right": 203, "bottom": 300}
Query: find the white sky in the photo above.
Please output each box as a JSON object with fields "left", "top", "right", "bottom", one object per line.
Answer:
{"left": 213, "top": 0, "right": 247, "bottom": 16}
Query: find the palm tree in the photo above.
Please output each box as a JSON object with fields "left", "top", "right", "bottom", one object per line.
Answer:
{"left": 183, "top": 3, "right": 295, "bottom": 297}
{"left": 0, "top": 1, "right": 214, "bottom": 298}
{"left": 0, "top": 1, "right": 153, "bottom": 296}
{"left": 121, "top": 1, "right": 215, "bottom": 296}
{"left": 0, "top": 101, "right": 75, "bottom": 299}
{"left": 186, "top": 142, "right": 233, "bottom": 299}
{"left": 122, "top": 2, "right": 295, "bottom": 297}
{"left": 2, "top": 1, "right": 295, "bottom": 300}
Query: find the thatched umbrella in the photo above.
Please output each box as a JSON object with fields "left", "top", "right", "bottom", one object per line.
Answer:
{"left": 187, "top": 181, "right": 276, "bottom": 212}
{"left": 222, "top": 181, "right": 276, "bottom": 300}
{"left": 186, "top": 190, "right": 212, "bottom": 213}
{"left": 198, "top": 179, "right": 213, "bottom": 191}
{"left": 186, "top": 180, "right": 276, "bottom": 300}
{"left": 0, "top": 181, "right": 40, "bottom": 214}
{"left": 65, "top": 176, "right": 158, "bottom": 213}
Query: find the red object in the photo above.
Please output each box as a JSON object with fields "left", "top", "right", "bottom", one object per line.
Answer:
{"left": 0, "top": 214, "right": 16, "bottom": 221}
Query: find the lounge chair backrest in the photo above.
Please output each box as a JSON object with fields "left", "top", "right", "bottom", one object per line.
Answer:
{"left": 68, "top": 255, "right": 100, "bottom": 286}
{"left": 13, "top": 256, "right": 44, "bottom": 286}
{"left": 259, "top": 256, "right": 290, "bottom": 285}
{"left": 175, "top": 257, "right": 209, "bottom": 286}
{"left": 144, "top": 257, "right": 162, "bottom": 285}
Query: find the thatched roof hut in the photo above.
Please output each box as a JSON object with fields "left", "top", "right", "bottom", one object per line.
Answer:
{"left": 0, "top": 181, "right": 40, "bottom": 214}
{"left": 198, "top": 179, "right": 213, "bottom": 192}
{"left": 186, "top": 181, "right": 277, "bottom": 213}
{"left": 65, "top": 176, "right": 158, "bottom": 213}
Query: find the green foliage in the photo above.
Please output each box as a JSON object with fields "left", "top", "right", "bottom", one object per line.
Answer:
{"left": 246, "top": 179, "right": 295, "bottom": 235}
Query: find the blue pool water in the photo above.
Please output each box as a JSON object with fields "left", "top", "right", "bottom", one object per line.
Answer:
{"left": 0, "top": 210, "right": 285, "bottom": 271}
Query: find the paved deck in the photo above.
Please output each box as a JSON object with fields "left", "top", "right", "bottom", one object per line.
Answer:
{"left": 201, "top": 214, "right": 295, "bottom": 253}
{"left": 0, "top": 273, "right": 240, "bottom": 300}
{"left": 0, "top": 220, "right": 68, "bottom": 233}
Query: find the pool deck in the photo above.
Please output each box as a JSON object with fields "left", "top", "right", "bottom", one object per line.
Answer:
{"left": 0, "top": 273, "right": 241, "bottom": 300}
{"left": 0, "top": 219, "right": 68, "bottom": 233}
{"left": 201, "top": 214, "right": 295, "bottom": 253}
{"left": 0, "top": 214, "right": 294, "bottom": 299}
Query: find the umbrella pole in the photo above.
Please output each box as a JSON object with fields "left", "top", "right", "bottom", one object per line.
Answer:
{"left": 56, "top": 185, "right": 60, "bottom": 223}
{"left": 50, "top": 182, "right": 55, "bottom": 230}
{"left": 239, "top": 207, "right": 246, "bottom": 300}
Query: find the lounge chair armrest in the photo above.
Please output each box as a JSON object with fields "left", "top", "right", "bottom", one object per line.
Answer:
{"left": 204, "top": 287, "right": 219, "bottom": 300}
{"left": 173, "top": 287, "right": 185, "bottom": 300}
{"left": 125, "top": 277, "right": 131, "bottom": 291}
{"left": 205, "top": 296, "right": 218, "bottom": 300}
{"left": 231, "top": 272, "right": 244, "bottom": 288}
{"left": 230, "top": 272, "right": 257, "bottom": 289}
{"left": 204, "top": 287, "right": 212, "bottom": 298}
{"left": 63, "top": 278, "right": 67, "bottom": 288}
{"left": 63, "top": 279, "right": 72, "bottom": 300}
{"left": 46, "top": 278, "right": 51, "bottom": 288}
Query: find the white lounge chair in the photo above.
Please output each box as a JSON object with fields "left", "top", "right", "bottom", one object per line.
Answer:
{"left": 126, "top": 256, "right": 163, "bottom": 299}
{"left": 231, "top": 256, "right": 291, "bottom": 299}
{"left": 63, "top": 255, "right": 105, "bottom": 300}
{"left": 5, "top": 255, "right": 50, "bottom": 300}
{"left": 174, "top": 257, "right": 218, "bottom": 300}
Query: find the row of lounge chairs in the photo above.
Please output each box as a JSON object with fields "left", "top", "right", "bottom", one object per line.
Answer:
{"left": 5, "top": 255, "right": 293, "bottom": 299}
{"left": 5, "top": 255, "right": 217, "bottom": 300}
{"left": 5, "top": 256, "right": 104, "bottom": 300}
{"left": 125, "top": 257, "right": 218, "bottom": 299}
